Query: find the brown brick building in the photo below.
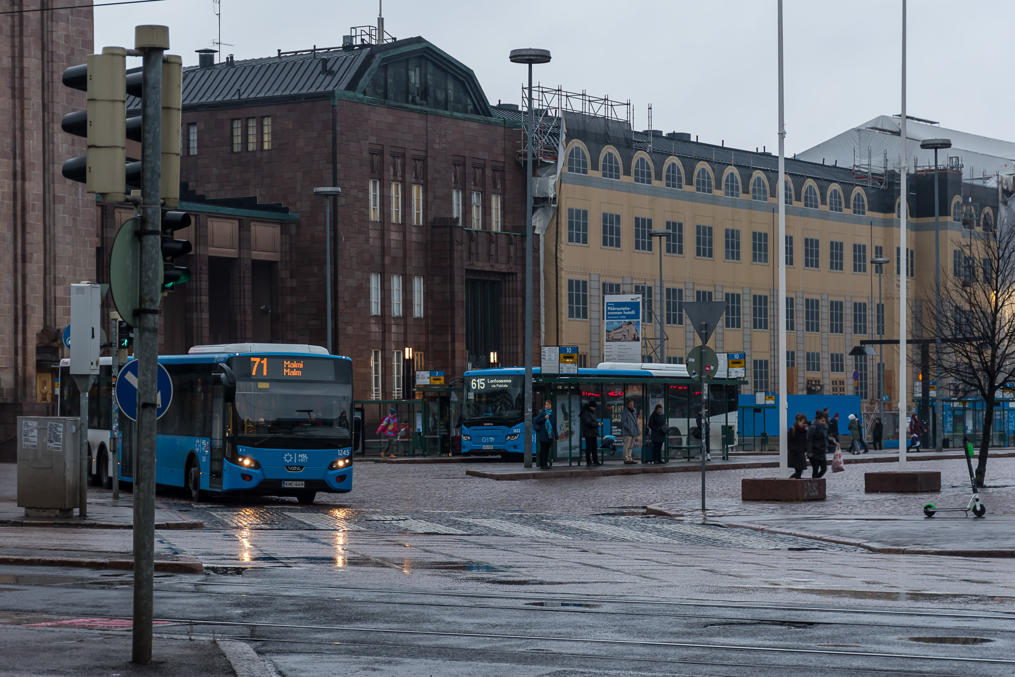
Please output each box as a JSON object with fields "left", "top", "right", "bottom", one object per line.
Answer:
{"left": 0, "top": 3, "right": 95, "bottom": 456}
{"left": 171, "top": 36, "right": 529, "bottom": 400}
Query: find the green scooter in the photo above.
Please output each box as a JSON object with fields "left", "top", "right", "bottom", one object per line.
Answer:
{"left": 923, "top": 438, "right": 985, "bottom": 518}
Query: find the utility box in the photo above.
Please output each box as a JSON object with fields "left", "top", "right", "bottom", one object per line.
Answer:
{"left": 70, "top": 283, "right": 101, "bottom": 375}
{"left": 17, "top": 417, "right": 81, "bottom": 517}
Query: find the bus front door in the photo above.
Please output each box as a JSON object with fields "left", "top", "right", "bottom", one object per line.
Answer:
{"left": 208, "top": 385, "right": 225, "bottom": 490}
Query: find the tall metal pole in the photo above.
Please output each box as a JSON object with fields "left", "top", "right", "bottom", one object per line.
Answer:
{"left": 933, "top": 149, "right": 942, "bottom": 451}
{"left": 898, "top": 0, "right": 909, "bottom": 464}
{"left": 878, "top": 266, "right": 885, "bottom": 422}
{"left": 776, "top": 0, "right": 788, "bottom": 470}
{"left": 133, "top": 25, "right": 168, "bottom": 665}
{"left": 657, "top": 243, "right": 664, "bottom": 361}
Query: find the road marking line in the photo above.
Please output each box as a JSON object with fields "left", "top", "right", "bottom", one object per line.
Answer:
{"left": 556, "top": 519, "right": 673, "bottom": 544}
{"left": 458, "top": 517, "right": 571, "bottom": 540}
{"left": 368, "top": 514, "right": 466, "bottom": 535}
{"left": 282, "top": 511, "right": 364, "bottom": 531}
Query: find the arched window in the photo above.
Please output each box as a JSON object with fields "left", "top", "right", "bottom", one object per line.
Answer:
{"left": 751, "top": 175, "right": 768, "bottom": 201}
{"left": 982, "top": 210, "right": 994, "bottom": 232}
{"left": 723, "top": 171, "right": 740, "bottom": 198}
{"left": 665, "top": 162, "right": 683, "bottom": 189}
{"left": 851, "top": 191, "right": 866, "bottom": 215}
{"left": 828, "top": 188, "right": 843, "bottom": 213}
{"left": 695, "top": 167, "right": 713, "bottom": 194}
{"left": 803, "top": 184, "right": 819, "bottom": 209}
{"left": 567, "top": 146, "right": 588, "bottom": 174}
{"left": 783, "top": 179, "right": 793, "bottom": 205}
{"left": 601, "top": 151, "right": 620, "bottom": 180}
{"left": 952, "top": 200, "right": 962, "bottom": 223}
{"left": 633, "top": 157, "right": 652, "bottom": 184}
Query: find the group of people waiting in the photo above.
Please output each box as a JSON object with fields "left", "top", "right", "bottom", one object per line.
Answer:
{"left": 787, "top": 408, "right": 875, "bottom": 478}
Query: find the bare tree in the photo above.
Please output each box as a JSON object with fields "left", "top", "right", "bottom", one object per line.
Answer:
{"left": 926, "top": 190, "right": 1015, "bottom": 486}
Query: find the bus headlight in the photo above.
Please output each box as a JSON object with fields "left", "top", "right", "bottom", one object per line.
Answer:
{"left": 238, "top": 455, "right": 260, "bottom": 469}
{"left": 505, "top": 432, "right": 520, "bottom": 441}
{"left": 329, "top": 458, "right": 351, "bottom": 470}
{"left": 461, "top": 433, "right": 471, "bottom": 441}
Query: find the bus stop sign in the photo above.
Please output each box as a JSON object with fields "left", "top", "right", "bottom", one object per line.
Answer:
{"left": 114, "top": 360, "right": 173, "bottom": 422}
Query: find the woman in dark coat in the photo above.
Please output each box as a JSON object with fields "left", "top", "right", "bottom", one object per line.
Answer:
{"left": 806, "top": 411, "right": 829, "bottom": 478}
{"left": 648, "top": 403, "right": 667, "bottom": 464}
{"left": 787, "top": 413, "right": 809, "bottom": 478}
{"left": 533, "top": 400, "right": 556, "bottom": 470}
{"left": 580, "top": 399, "right": 602, "bottom": 466}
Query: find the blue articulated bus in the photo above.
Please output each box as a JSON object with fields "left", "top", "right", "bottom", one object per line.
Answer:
{"left": 119, "top": 343, "right": 353, "bottom": 504}
{"left": 461, "top": 362, "right": 739, "bottom": 459}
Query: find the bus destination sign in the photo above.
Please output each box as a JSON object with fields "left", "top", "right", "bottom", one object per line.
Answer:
{"left": 244, "top": 356, "right": 334, "bottom": 380}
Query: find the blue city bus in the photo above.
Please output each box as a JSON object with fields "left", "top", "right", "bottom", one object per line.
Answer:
{"left": 461, "top": 362, "right": 740, "bottom": 459}
{"left": 118, "top": 343, "right": 353, "bottom": 504}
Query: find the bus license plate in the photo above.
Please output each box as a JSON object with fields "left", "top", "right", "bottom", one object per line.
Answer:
{"left": 282, "top": 480, "right": 305, "bottom": 488}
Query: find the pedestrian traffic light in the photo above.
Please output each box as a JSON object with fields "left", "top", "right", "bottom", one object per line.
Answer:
{"left": 117, "top": 320, "right": 133, "bottom": 349}
{"left": 161, "top": 210, "right": 192, "bottom": 290}
{"left": 61, "top": 47, "right": 142, "bottom": 201}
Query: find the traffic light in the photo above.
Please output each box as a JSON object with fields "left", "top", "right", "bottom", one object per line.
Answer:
{"left": 61, "top": 47, "right": 142, "bottom": 201}
{"left": 117, "top": 320, "right": 133, "bottom": 349}
{"left": 161, "top": 210, "right": 192, "bottom": 290}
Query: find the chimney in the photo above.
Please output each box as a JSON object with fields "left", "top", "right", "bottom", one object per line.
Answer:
{"left": 196, "top": 48, "right": 216, "bottom": 68}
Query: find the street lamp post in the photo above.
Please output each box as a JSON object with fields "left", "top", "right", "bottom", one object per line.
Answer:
{"left": 872, "top": 255, "right": 890, "bottom": 427}
{"left": 509, "top": 47, "right": 551, "bottom": 469}
{"left": 920, "top": 138, "right": 951, "bottom": 452}
{"left": 313, "top": 186, "right": 342, "bottom": 354}
{"left": 650, "top": 229, "right": 670, "bottom": 362}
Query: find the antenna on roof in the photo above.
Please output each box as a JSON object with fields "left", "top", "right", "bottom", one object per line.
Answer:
{"left": 647, "top": 104, "right": 653, "bottom": 153}
{"left": 212, "top": 0, "right": 233, "bottom": 63}
{"left": 377, "top": 0, "right": 384, "bottom": 45}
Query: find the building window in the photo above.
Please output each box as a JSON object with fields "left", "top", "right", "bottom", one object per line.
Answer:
{"left": 876, "top": 302, "right": 884, "bottom": 336}
{"left": 952, "top": 200, "right": 963, "bottom": 223}
{"left": 803, "top": 184, "right": 819, "bottom": 209}
{"left": 634, "top": 284, "right": 654, "bottom": 322}
{"left": 413, "top": 276, "right": 424, "bottom": 318}
{"left": 953, "top": 249, "right": 962, "bottom": 277}
{"left": 392, "top": 350, "right": 404, "bottom": 400}
{"left": 602, "top": 212, "right": 621, "bottom": 249}
{"left": 829, "top": 300, "right": 843, "bottom": 334}
{"left": 786, "top": 350, "right": 796, "bottom": 368}
{"left": 785, "top": 235, "right": 794, "bottom": 266}
{"left": 391, "top": 274, "right": 402, "bottom": 317}
{"left": 635, "top": 216, "right": 653, "bottom": 252}
{"left": 694, "top": 167, "right": 713, "bottom": 194}
{"left": 828, "top": 188, "right": 842, "bottom": 212}
{"left": 602, "top": 282, "right": 621, "bottom": 302}
{"left": 896, "top": 246, "right": 914, "bottom": 277}
{"left": 491, "top": 194, "right": 502, "bottom": 231}
{"left": 601, "top": 151, "right": 620, "bottom": 180}
{"left": 696, "top": 225, "right": 713, "bottom": 258}
{"left": 567, "top": 279, "right": 588, "bottom": 319}
{"left": 784, "top": 179, "right": 793, "bottom": 205}
{"left": 805, "top": 298, "right": 820, "bottom": 332}
{"left": 390, "top": 182, "right": 403, "bottom": 224}
{"left": 752, "top": 294, "right": 768, "bottom": 330}
{"left": 666, "top": 287, "right": 684, "bottom": 325}
{"left": 695, "top": 289, "right": 713, "bottom": 303}
{"left": 786, "top": 296, "right": 795, "bottom": 331}
{"left": 187, "top": 123, "right": 198, "bottom": 155}
{"left": 567, "top": 146, "right": 588, "bottom": 174}
{"left": 261, "top": 116, "right": 272, "bottom": 150}
{"left": 806, "top": 351, "right": 821, "bottom": 372}
{"left": 452, "top": 188, "right": 463, "bottom": 224}
{"left": 723, "top": 171, "right": 740, "bottom": 198}
{"left": 830, "top": 353, "right": 844, "bottom": 373}
{"left": 804, "top": 237, "right": 819, "bottom": 269}
{"left": 231, "top": 119, "right": 242, "bottom": 152}
{"left": 633, "top": 157, "right": 652, "bottom": 184}
{"left": 751, "top": 175, "right": 768, "bottom": 201}
{"left": 853, "top": 243, "right": 867, "bottom": 273}
{"left": 665, "top": 162, "right": 682, "bottom": 189}
{"left": 752, "top": 231, "right": 769, "bottom": 264}
{"left": 366, "top": 180, "right": 382, "bottom": 222}
{"left": 753, "top": 359, "right": 769, "bottom": 392}
{"left": 853, "top": 301, "right": 868, "bottom": 335}
{"left": 471, "top": 191, "right": 482, "bottom": 229}
{"left": 852, "top": 192, "right": 866, "bottom": 215}
{"left": 725, "top": 292, "right": 741, "bottom": 329}
{"left": 370, "top": 273, "right": 381, "bottom": 316}
{"left": 246, "top": 117, "right": 257, "bottom": 151}
{"left": 665, "top": 220, "right": 682, "bottom": 254}
{"left": 567, "top": 207, "right": 589, "bottom": 245}
{"left": 370, "top": 350, "right": 382, "bottom": 400}
{"left": 411, "top": 184, "right": 424, "bottom": 225}
{"left": 829, "top": 241, "right": 843, "bottom": 271}
{"left": 724, "top": 228, "right": 740, "bottom": 261}
{"left": 983, "top": 258, "right": 993, "bottom": 285}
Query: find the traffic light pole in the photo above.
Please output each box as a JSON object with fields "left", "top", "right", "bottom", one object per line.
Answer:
{"left": 132, "top": 25, "right": 168, "bottom": 666}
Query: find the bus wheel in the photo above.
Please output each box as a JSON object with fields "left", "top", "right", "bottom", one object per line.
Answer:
{"left": 98, "top": 450, "right": 112, "bottom": 490}
{"left": 186, "top": 460, "right": 202, "bottom": 502}
{"left": 296, "top": 491, "right": 316, "bottom": 505}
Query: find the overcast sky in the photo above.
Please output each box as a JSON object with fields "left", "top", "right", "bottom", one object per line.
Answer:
{"left": 93, "top": 0, "right": 1015, "bottom": 154}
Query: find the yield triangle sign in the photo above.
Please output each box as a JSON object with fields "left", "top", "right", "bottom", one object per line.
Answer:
{"left": 684, "top": 301, "right": 726, "bottom": 344}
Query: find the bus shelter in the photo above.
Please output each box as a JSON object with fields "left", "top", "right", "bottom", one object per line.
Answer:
{"left": 354, "top": 387, "right": 461, "bottom": 457}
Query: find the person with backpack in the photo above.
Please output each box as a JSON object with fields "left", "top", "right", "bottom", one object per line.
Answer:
{"left": 376, "top": 407, "right": 399, "bottom": 458}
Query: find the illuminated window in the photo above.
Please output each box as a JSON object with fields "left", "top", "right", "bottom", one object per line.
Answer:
{"left": 491, "top": 194, "right": 502, "bottom": 232}
{"left": 392, "top": 350, "right": 403, "bottom": 399}
{"left": 246, "top": 117, "right": 256, "bottom": 151}
{"left": 368, "top": 180, "right": 380, "bottom": 221}
{"left": 471, "top": 191, "right": 482, "bottom": 229}
{"left": 390, "top": 182, "right": 402, "bottom": 224}
{"left": 370, "top": 350, "right": 382, "bottom": 400}
{"left": 231, "top": 119, "right": 242, "bottom": 152}
{"left": 261, "top": 116, "right": 272, "bottom": 150}
{"left": 411, "top": 184, "right": 423, "bottom": 225}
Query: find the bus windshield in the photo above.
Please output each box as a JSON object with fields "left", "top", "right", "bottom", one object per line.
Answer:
{"left": 464, "top": 374, "right": 523, "bottom": 424}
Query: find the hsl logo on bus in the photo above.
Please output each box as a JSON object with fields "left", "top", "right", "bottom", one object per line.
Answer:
{"left": 282, "top": 452, "right": 310, "bottom": 464}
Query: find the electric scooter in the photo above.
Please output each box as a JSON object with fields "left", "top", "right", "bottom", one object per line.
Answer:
{"left": 923, "top": 438, "right": 986, "bottom": 518}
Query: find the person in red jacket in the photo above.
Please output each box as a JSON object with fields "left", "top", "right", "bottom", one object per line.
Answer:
{"left": 377, "top": 407, "right": 399, "bottom": 458}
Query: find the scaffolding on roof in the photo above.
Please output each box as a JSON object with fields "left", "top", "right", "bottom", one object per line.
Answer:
{"left": 519, "top": 85, "right": 632, "bottom": 165}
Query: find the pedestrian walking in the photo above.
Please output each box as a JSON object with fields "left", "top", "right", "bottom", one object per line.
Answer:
{"left": 846, "top": 413, "right": 869, "bottom": 454}
{"left": 648, "top": 403, "right": 667, "bottom": 464}
{"left": 695, "top": 407, "right": 711, "bottom": 461}
{"left": 533, "top": 399, "right": 556, "bottom": 470}
{"left": 581, "top": 399, "right": 602, "bottom": 466}
{"left": 907, "top": 413, "right": 926, "bottom": 451}
{"left": 807, "top": 410, "right": 829, "bottom": 478}
{"left": 787, "top": 413, "right": 809, "bottom": 478}
{"left": 376, "top": 407, "right": 399, "bottom": 458}
{"left": 828, "top": 412, "right": 840, "bottom": 446}
{"left": 871, "top": 416, "right": 883, "bottom": 450}
{"left": 621, "top": 398, "right": 640, "bottom": 464}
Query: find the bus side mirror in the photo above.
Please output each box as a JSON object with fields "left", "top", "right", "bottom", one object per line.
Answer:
{"left": 215, "top": 362, "right": 236, "bottom": 401}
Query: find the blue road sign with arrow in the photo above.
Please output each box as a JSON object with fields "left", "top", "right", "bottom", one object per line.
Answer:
{"left": 114, "top": 360, "right": 173, "bottom": 421}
